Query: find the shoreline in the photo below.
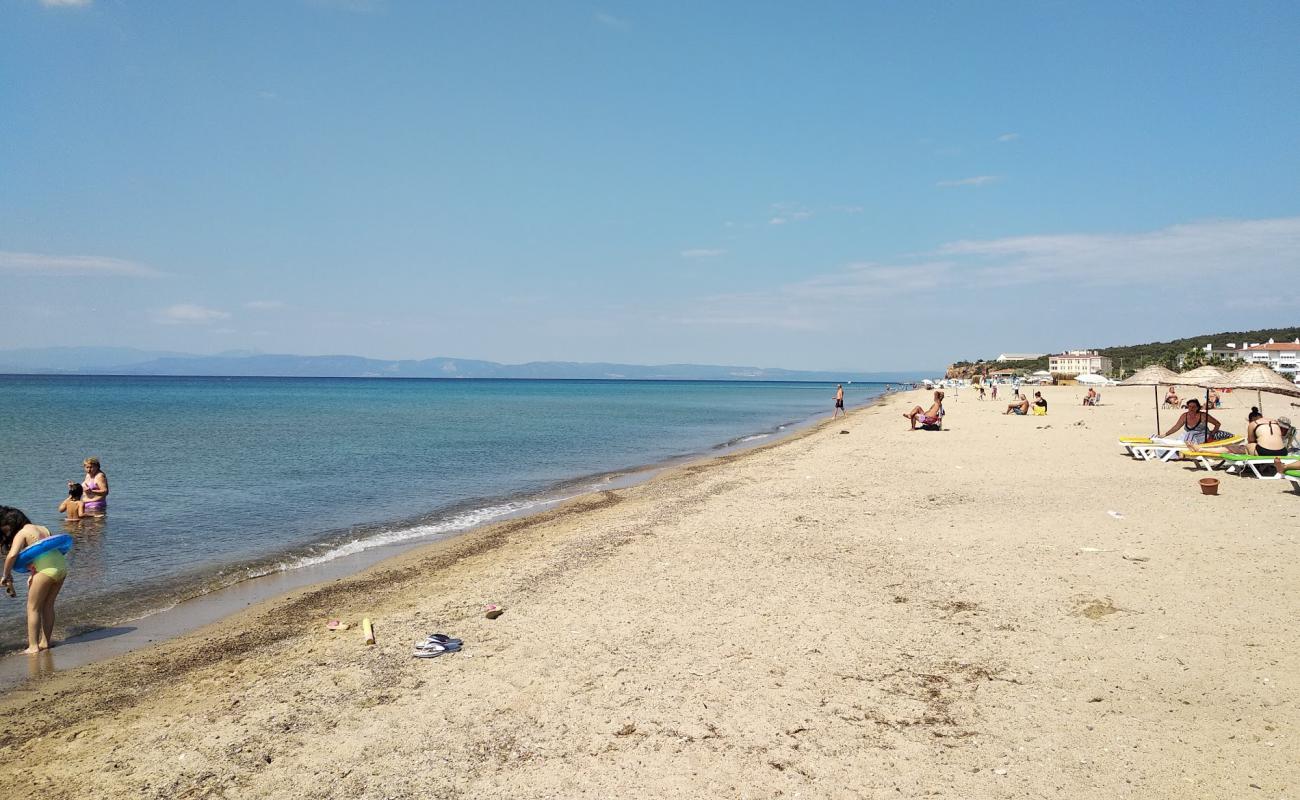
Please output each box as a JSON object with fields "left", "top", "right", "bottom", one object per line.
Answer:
{"left": 5, "top": 386, "right": 1292, "bottom": 798}
{"left": 0, "top": 393, "right": 883, "bottom": 686}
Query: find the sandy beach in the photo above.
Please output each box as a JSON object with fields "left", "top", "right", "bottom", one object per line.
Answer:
{"left": 1, "top": 386, "right": 1296, "bottom": 799}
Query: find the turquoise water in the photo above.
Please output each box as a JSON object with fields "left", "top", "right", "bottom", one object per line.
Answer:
{"left": 0, "top": 376, "right": 884, "bottom": 651}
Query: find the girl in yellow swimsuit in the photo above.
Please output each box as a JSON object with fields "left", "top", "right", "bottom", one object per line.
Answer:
{"left": 1, "top": 507, "right": 68, "bottom": 654}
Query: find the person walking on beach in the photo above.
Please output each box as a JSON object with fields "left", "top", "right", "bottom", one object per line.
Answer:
{"left": 1, "top": 507, "right": 68, "bottom": 654}
{"left": 79, "top": 457, "right": 108, "bottom": 516}
{"left": 832, "top": 384, "right": 845, "bottom": 418}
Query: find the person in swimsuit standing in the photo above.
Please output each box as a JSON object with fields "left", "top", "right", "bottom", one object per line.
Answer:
{"left": 58, "top": 484, "right": 85, "bottom": 521}
{"left": 79, "top": 457, "right": 108, "bottom": 516}
{"left": 832, "top": 384, "right": 845, "bottom": 419}
{"left": 1, "top": 507, "right": 69, "bottom": 654}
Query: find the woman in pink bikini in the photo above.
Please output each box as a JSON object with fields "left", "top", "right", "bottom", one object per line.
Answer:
{"left": 78, "top": 457, "right": 108, "bottom": 516}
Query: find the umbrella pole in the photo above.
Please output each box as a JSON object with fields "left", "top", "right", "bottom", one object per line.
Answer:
{"left": 1155, "top": 385, "right": 1160, "bottom": 435}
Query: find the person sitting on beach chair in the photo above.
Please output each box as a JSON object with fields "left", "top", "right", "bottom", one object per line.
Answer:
{"left": 1163, "top": 386, "right": 1180, "bottom": 407}
{"left": 1083, "top": 387, "right": 1099, "bottom": 406}
{"left": 1004, "top": 396, "right": 1030, "bottom": 415}
{"left": 904, "top": 391, "right": 944, "bottom": 430}
{"left": 1159, "top": 398, "right": 1227, "bottom": 446}
{"left": 1247, "top": 408, "right": 1294, "bottom": 456}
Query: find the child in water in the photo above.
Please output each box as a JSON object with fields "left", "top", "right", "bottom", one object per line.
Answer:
{"left": 1, "top": 506, "right": 68, "bottom": 654}
{"left": 59, "top": 483, "right": 85, "bottom": 522}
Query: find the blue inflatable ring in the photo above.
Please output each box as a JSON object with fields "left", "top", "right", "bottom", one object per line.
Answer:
{"left": 14, "top": 534, "right": 74, "bottom": 571}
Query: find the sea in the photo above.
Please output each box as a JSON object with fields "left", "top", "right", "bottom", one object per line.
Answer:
{"left": 0, "top": 375, "right": 888, "bottom": 653}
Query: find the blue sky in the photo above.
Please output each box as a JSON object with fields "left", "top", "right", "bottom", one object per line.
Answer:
{"left": 3, "top": 1, "right": 1298, "bottom": 370}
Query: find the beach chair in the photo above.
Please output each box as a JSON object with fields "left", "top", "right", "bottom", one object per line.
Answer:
{"left": 1129, "top": 435, "right": 1245, "bottom": 462}
{"left": 1285, "top": 470, "right": 1300, "bottom": 494}
{"left": 1185, "top": 452, "right": 1290, "bottom": 479}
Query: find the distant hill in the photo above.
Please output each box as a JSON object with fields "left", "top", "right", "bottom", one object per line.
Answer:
{"left": 949, "top": 326, "right": 1300, "bottom": 378}
{"left": 1098, "top": 327, "right": 1300, "bottom": 373}
{"left": 0, "top": 347, "right": 933, "bottom": 383}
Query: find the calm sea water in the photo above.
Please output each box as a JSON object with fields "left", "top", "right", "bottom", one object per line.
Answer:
{"left": 0, "top": 376, "right": 884, "bottom": 650}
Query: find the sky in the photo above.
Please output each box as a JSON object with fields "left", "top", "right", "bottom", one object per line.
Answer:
{"left": 2, "top": 1, "right": 1298, "bottom": 371}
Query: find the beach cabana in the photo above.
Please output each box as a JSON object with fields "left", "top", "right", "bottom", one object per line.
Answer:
{"left": 1120, "top": 364, "right": 1181, "bottom": 433}
{"left": 1225, "top": 363, "right": 1300, "bottom": 411}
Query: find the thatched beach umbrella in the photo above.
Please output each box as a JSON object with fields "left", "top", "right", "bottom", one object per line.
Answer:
{"left": 1120, "top": 365, "right": 1181, "bottom": 433}
{"left": 1225, "top": 363, "right": 1300, "bottom": 411}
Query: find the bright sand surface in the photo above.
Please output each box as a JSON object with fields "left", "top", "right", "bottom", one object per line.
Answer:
{"left": 1, "top": 387, "right": 1296, "bottom": 799}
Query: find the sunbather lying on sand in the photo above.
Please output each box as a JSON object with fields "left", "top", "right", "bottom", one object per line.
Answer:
{"left": 904, "top": 391, "right": 944, "bottom": 430}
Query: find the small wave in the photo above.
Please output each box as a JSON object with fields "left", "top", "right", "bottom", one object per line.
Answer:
{"left": 738, "top": 433, "right": 770, "bottom": 443}
{"left": 276, "top": 493, "right": 579, "bottom": 572}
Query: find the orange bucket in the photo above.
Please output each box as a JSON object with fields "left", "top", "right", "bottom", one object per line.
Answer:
{"left": 1199, "top": 478, "right": 1220, "bottom": 496}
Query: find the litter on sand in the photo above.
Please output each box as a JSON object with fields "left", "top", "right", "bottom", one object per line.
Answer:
{"left": 484, "top": 604, "right": 506, "bottom": 620}
{"left": 1107, "top": 511, "right": 1125, "bottom": 519}
{"left": 362, "top": 618, "right": 375, "bottom": 645}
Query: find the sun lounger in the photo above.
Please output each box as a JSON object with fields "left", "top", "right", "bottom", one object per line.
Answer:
{"left": 1285, "top": 470, "right": 1300, "bottom": 494}
{"left": 1183, "top": 452, "right": 1288, "bottom": 479}
{"left": 1127, "top": 435, "right": 1245, "bottom": 462}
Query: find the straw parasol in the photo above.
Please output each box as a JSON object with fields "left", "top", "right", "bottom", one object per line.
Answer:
{"left": 1225, "top": 363, "right": 1300, "bottom": 411}
{"left": 1177, "top": 364, "right": 1231, "bottom": 389}
{"left": 1120, "top": 365, "right": 1181, "bottom": 432}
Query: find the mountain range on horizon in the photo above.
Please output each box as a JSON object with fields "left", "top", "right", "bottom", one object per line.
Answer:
{"left": 0, "top": 347, "right": 935, "bottom": 383}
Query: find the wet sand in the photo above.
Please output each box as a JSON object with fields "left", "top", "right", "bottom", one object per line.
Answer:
{"left": 0, "top": 387, "right": 1295, "bottom": 799}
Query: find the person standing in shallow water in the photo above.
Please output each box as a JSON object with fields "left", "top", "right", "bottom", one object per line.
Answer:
{"left": 1, "top": 507, "right": 69, "bottom": 654}
{"left": 79, "top": 457, "right": 108, "bottom": 516}
{"left": 832, "top": 384, "right": 845, "bottom": 418}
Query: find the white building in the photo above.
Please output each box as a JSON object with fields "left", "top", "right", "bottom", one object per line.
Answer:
{"left": 996, "top": 353, "right": 1046, "bottom": 362}
{"left": 1199, "top": 342, "right": 1249, "bottom": 362}
{"left": 1049, "top": 350, "right": 1113, "bottom": 376}
{"left": 1242, "top": 339, "right": 1300, "bottom": 377}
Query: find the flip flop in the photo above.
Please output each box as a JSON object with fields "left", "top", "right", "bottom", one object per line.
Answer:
{"left": 423, "top": 633, "right": 462, "bottom": 645}
{"left": 414, "top": 641, "right": 462, "bottom": 653}
{"left": 412, "top": 648, "right": 445, "bottom": 658}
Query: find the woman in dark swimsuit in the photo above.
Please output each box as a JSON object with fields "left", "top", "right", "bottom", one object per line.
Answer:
{"left": 1160, "top": 399, "right": 1221, "bottom": 445}
{"left": 1247, "top": 408, "right": 1292, "bottom": 456}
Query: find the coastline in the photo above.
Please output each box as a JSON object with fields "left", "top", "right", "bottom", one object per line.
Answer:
{"left": 0, "top": 391, "right": 882, "bottom": 683}
{"left": 2, "top": 387, "right": 1295, "bottom": 798}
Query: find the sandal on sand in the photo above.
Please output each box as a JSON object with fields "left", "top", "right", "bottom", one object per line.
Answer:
{"left": 423, "top": 633, "right": 462, "bottom": 645}
{"left": 414, "top": 642, "right": 460, "bottom": 655}
{"left": 412, "top": 648, "right": 446, "bottom": 658}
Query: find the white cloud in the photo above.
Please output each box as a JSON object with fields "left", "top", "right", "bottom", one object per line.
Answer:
{"left": 939, "top": 216, "right": 1300, "bottom": 287}
{"left": 936, "top": 175, "right": 1000, "bottom": 188}
{"left": 681, "top": 248, "right": 727, "bottom": 259}
{"left": 996, "top": 133, "right": 1021, "bottom": 142}
{"left": 666, "top": 216, "right": 1300, "bottom": 332}
{"left": 245, "top": 300, "right": 286, "bottom": 311}
{"left": 595, "top": 11, "right": 629, "bottom": 29}
{"left": 0, "top": 251, "right": 161, "bottom": 277}
{"left": 40, "top": 0, "right": 92, "bottom": 7}
{"left": 157, "top": 304, "right": 232, "bottom": 325}
{"left": 768, "top": 217, "right": 788, "bottom": 225}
